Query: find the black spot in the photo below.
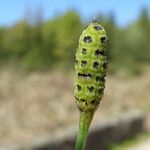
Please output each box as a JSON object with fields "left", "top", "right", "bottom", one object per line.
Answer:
{"left": 94, "top": 25, "right": 102, "bottom": 30}
{"left": 78, "top": 73, "right": 92, "bottom": 79}
{"left": 88, "top": 86, "right": 94, "bottom": 93}
{"left": 83, "top": 36, "right": 92, "bottom": 43}
{"left": 81, "top": 60, "right": 87, "bottom": 67}
{"left": 98, "top": 89, "right": 103, "bottom": 94}
{"left": 91, "top": 99, "right": 95, "bottom": 104}
{"left": 91, "top": 100, "right": 100, "bottom": 106}
{"left": 82, "top": 48, "right": 87, "bottom": 54}
{"left": 93, "top": 62, "right": 99, "bottom": 69}
{"left": 100, "top": 36, "right": 107, "bottom": 43}
{"left": 77, "top": 85, "right": 81, "bottom": 91}
{"left": 81, "top": 99, "right": 86, "bottom": 102}
{"left": 75, "top": 59, "right": 78, "bottom": 65}
{"left": 103, "top": 62, "right": 108, "bottom": 69}
{"left": 91, "top": 99, "right": 96, "bottom": 104}
{"left": 95, "top": 49, "right": 105, "bottom": 56}
{"left": 96, "top": 76, "right": 105, "bottom": 82}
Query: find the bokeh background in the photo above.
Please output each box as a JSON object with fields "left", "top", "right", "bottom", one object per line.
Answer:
{"left": 0, "top": 0, "right": 150, "bottom": 149}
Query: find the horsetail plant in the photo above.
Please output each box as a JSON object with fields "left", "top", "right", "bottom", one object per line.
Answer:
{"left": 74, "top": 21, "right": 108, "bottom": 150}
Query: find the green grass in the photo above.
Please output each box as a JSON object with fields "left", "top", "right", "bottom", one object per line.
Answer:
{"left": 109, "top": 131, "right": 150, "bottom": 150}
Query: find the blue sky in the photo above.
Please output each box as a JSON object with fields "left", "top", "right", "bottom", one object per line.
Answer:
{"left": 0, "top": 0, "right": 150, "bottom": 27}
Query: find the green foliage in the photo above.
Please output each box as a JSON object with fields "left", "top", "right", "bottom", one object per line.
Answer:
{"left": 0, "top": 8, "right": 149, "bottom": 72}
{"left": 109, "top": 131, "right": 150, "bottom": 150}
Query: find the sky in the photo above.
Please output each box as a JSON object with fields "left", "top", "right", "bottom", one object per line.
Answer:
{"left": 0, "top": 0, "right": 150, "bottom": 27}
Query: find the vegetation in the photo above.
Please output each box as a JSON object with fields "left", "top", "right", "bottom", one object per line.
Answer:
{"left": 109, "top": 131, "right": 150, "bottom": 150}
{"left": 0, "top": 8, "right": 149, "bottom": 72}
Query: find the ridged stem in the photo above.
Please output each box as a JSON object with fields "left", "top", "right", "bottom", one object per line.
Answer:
{"left": 75, "top": 111, "right": 94, "bottom": 150}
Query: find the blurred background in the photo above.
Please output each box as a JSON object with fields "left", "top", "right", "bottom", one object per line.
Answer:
{"left": 0, "top": 0, "right": 150, "bottom": 150}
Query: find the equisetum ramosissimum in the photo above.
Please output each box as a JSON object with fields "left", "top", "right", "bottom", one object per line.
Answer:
{"left": 74, "top": 21, "right": 108, "bottom": 150}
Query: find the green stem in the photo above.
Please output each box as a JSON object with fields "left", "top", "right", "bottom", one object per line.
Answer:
{"left": 75, "top": 111, "right": 94, "bottom": 150}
